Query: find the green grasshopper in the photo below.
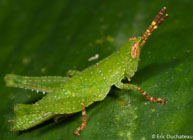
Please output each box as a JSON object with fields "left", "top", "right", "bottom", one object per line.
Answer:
{"left": 5, "top": 7, "right": 168, "bottom": 136}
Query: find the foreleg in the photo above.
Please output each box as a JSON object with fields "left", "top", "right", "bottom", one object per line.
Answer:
{"left": 115, "top": 82, "right": 166, "bottom": 104}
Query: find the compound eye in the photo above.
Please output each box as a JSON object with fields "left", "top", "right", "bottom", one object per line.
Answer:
{"left": 131, "top": 42, "right": 139, "bottom": 59}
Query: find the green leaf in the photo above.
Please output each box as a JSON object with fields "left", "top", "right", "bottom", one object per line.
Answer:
{"left": 1, "top": 0, "right": 193, "bottom": 140}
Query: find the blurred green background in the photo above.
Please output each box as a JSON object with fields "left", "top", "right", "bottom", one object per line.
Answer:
{"left": 0, "top": 0, "right": 193, "bottom": 140}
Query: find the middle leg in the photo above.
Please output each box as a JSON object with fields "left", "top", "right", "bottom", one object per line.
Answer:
{"left": 74, "top": 103, "right": 87, "bottom": 136}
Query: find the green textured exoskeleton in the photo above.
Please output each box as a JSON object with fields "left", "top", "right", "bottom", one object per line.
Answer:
{"left": 4, "top": 7, "right": 168, "bottom": 136}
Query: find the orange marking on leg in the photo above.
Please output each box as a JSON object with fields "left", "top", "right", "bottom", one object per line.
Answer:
{"left": 74, "top": 103, "right": 87, "bottom": 136}
{"left": 136, "top": 87, "right": 166, "bottom": 105}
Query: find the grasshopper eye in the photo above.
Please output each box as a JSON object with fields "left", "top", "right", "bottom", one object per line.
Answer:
{"left": 131, "top": 42, "right": 139, "bottom": 59}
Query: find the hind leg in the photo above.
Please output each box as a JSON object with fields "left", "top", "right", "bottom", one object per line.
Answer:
{"left": 74, "top": 103, "right": 87, "bottom": 136}
{"left": 4, "top": 74, "right": 69, "bottom": 94}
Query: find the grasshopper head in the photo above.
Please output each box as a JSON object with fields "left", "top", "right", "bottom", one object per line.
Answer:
{"left": 121, "top": 7, "right": 168, "bottom": 78}
{"left": 128, "top": 7, "right": 168, "bottom": 60}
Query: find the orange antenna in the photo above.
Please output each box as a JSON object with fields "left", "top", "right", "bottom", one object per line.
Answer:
{"left": 141, "top": 7, "right": 168, "bottom": 46}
